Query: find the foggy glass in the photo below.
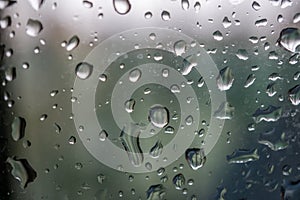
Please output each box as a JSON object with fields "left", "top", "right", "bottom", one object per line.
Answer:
{"left": 0, "top": 0, "right": 300, "bottom": 199}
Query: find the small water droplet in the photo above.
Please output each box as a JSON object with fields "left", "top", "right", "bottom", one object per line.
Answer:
{"left": 244, "top": 74, "right": 256, "bottom": 88}
{"left": 181, "top": 0, "right": 189, "bottom": 10}
{"left": 222, "top": 17, "right": 232, "bottom": 28}
{"left": 214, "top": 102, "right": 235, "bottom": 120}
{"left": 26, "top": 19, "right": 43, "bottom": 37}
{"left": 144, "top": 11, "right": 152, "bottom": 19}
{"left": 213, "top": 30, "right": 223, "bottom": 41}
{"left": 27, "top": 0, "right": 44, "bottom": 10}
{"left": 288, "top": 84, "right": 300, "bottom": 105}
{"left": 124, "top": 99, "right": 135, "bottom": 113}
{"left": 149, "top": 140, "right": 163, "bottom": 158}
{"left": 82, "top": 0, "right": 93, "bottom": 8}
{"left": 255, "top": 18, "right": 268, "bottom": 27}
{"left": 174, "top": 40, "right": 187, "bottom": 56}
{"left": 252, "top": 1, "right": 261, "bottom": 10}
{"left": 185, "top": 115, "right": 193, "bottom": 126}
{"left": 146, "top": 184, "right": 166, "bottom": 200}
{"left": 293, "top": 13, "right": 300, "bottom": 23}
{"left": 99, "top": 130, "right": 108, "bottom": 141}
{"left": 113, "top": 0, "right": 131, "bottom": 15}
{"left": 75, "top": 62, "right": 93, "bottom": 80}
{"left": 68, "top": 136, "right": 76, "bottom": 145}
{"left": 252, "top": 105, "right": 282, "bottom": 123}
{"left": 39, "top": 114, "right": 47, "bottom": 121}
{"left": 236, "top": 49, "right": 249, "bottom": 60}
{"left": 194, "top": 1, "right": 201, "bottom": 12}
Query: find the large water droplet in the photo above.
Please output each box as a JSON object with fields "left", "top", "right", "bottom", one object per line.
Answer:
{"left": 278, "top": 28, "right": 300, "bottom": 53}
{"left": 236, "top": 49, "right": 249, "bottom": 60}
{"left": 149, "top": 140, "right": 163, "bottom": 158}
{"left": 146, "top": 184, "right": 166, "bottom": 200}
{"left": 124, "top": 99, "right": 135, "bottom": 113}
{"left": 174, "top": 40, "right": 187, "bottom": 56}
{"left": 27, "top": 0, "right": 44, "bottom": 10}
{"left": 227, "top": 149, "right": 259, "bottom": 164}
{"left": 258, "top": 128, "right": 288, "bottom": 151}
{"left": 119, "top": 123, "right": 143, "bottom": 167}
{"left": 161, "top": 11, "right": 170, "bottom": 21}
{"left": 6, "top": 157, "right": 37, "bottom": 189}
{"left": 26, "top": 19, "right": 43, "bottom": 37}
{"left": 181, "top": 0, "right": 189, "bottom": 10}
{"left": 0, "top": 16, "right": 11, "bottom": 29}
{"left": 252, "top": 1, "right": 261, "bottom": 10}
{"left": 75, "top": 62, "right": 93, "bottom": 80}
{"left": 66, "top": 35, "right": 80, "bottom": 51}
{"left": 129, "top": 68, "right": 141, "bottom": 83}
{"left": 288, "top": 84, "right": 300, "bottom": 105}
{"left": 173, "top": 174, "right": 185, "bottom": 190}
{"left": 185, "top": 148, "right": 206, "bottom": 170}
{"left": 11, "top": 116, "right": 26, "bottom": 141}
{"left": 252, "top": 105, "right": 282, "bottom": 123}
{"left": 216, "top": 66, "right": 234, "bottom": 91}
{"left": 148, "top": 105, "right": 169, "bottom": 128}
{"left": 213, "top": 30, "right": 223, "bottom": 41}
{"left": 113, "top": 0, "right": 131, "bottom": 15}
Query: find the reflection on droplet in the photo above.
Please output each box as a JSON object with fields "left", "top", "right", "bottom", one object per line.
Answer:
{"left": 216, "top": 66, "right": 234, "bottom": 91}
{"left": 244, "top": 74, "right": 256, "bottom": 88}
{"left": 227, "top": 149, "right": 259, "bottom": 164}
{"left": 113, "top": 0, "right": 131, "bottom": 15}
{"left": 129, "top": 68, "right": 141, "bottom": 83}
{"left": 148, "top": 105, "right": 169, "bottom": 128}
{"left": 26, "top": 19, "right": 43, "bottom": 37}
{"left": 173, "top": 174, "right": 185, "bottom": 190}
{"left": 75, "top": 62, "right": 93, "bottom": 80}
{"left": 185, "top": 148, "right": 206, "bottom": 170}
{"left": 11, "top": 116, "right": 26, "bottom": 141}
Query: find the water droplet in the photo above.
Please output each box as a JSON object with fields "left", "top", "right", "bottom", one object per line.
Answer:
{"left": 6, "top": 157, "right": 37, "bottom": 189}
{"left": 39, "top": 114, "right": 47, "bottom": 121}
{"left": 124, "top": 99, "right": 135, "bottom": 113}
{"left": 75, "top": 62, "right": 93, "bottom": 80}
{"left": 148, "top": 105, "right": 169, "bottom": 128}
{"left": 277, "top": 28, "right": 300, "bottom": 53}
{"left": 216, "top": 66, "right": 234, "bottom": 91}
{"left": 214, "top": 102, "right": 235, "bottom": 120}
{"left": 174, "top": 40, "right": 187, "bottom": 56}
{"left": 98, "top": 130, "right": 108, "bottom": 141}
{"left": 68, "top": 136, "right": 76, "bottom": 145}
{"left": 145, "top": 162, "right": 152, "bottom": 171}
{"left": 26, "top": 19, "right": 43, "bottom": 37}
{"left": 255, "top": 18, "right": 268, "bottom": 27}
{"left": 222, "top": 17, "right": 232, "bottom": 28}
{"left": 161, "top": 11, "right": 170, "bottom": 21}
{"left": 82, "top": 0, "right": 93, "bottom": 8}
{"left": 173, "top": 174, "right": 185, "bottom": 190}
{"left": 268, "top": 73, "right": 282, "bottom": 81}
{"left": 120, "top": 123, "right": 143, "bottom": 167}
{"left": 293, "top": 13, "right": 300, "bottom": 23}
{"left": 164, "top": 126, "right": 174, "bottom": 134}
{"left": 194, "top": 1, "right": 201, "bottom": 12}
{"left": 252, "top": 105, "right": 282, "bottom": 123}
{"left": 146, "top": 184, "right": 166, "bottom": 200}
{"left": 5, "top": 67, "right": 16, "bottom": 82}
{"left": 27, "top": 0, "right": 44, "bottom": 10}
{"left": 227, "top": 149, "right": 259, "bottom": 164}
{"left": 75, "top": 162, "right": 83, "bottom": 170}
{"left": 213, "top": 30, "right": 223, "bottom": 41}
{"left": 98, "top": 74, "right": 107, "bottom": 82}
{"left": 144, "top": 11, "right": 152, "bottom": 19}
{"left": 252, "top": 1, "right": 261, "bottom": 10}
{"left": 66, "top": 35, "right": 80, "bottom": 51}
{"left": 281, "top": 179, "right": 300, "bottom": 199}
{"left": 0, "top": 16, "right": 11, "bottom": 29}
{"left": 185, "top": 115, "right": 193, "bottom": 126}
{"left": 11, "top": 117, "right": 26, "bottom": 141}
{"left": 266, "top": 83, "right": 277, "bottom": 97}
{"left": 288, "top": 84, "right": 300, "bottom": 105}
{"left": 236, "top": 49, "right": 249, "bottom": 60}
{"left": 185, "top": 148, "right": 206, "bottom": 170}
{"left": 149, "top": 140, "right": 163, "bottom": 158}
{"left": 181, "top": 0, "right": 189, "bottom": 10}
{"left": 129, "top": 68, "right": 141, "bottom": 83}
{"left": 113, "top": 0, "right": 131, "bottom": 15}
{"left": 97, "top": 174, "right": 105, "bottom": 184}
{"left": 258, "top": 128, "right": 288, "bottom": 151}
{"left": 244, "top": 74, "right": 256, "bottom": 88}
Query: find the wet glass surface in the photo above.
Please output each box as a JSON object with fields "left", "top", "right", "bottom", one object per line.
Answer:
{"left": 0, "top": 0, "right": 300, "bottom": 199}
